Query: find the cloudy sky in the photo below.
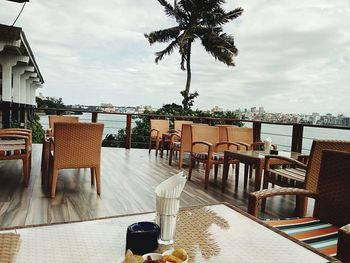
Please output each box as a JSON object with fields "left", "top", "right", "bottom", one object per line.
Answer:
{"left": 1, "top": 0, "right": 349, "bottom": 115}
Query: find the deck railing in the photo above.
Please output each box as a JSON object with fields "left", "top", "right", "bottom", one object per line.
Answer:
{"left": 32, "top": 108, "right": 350, "bottom": 153}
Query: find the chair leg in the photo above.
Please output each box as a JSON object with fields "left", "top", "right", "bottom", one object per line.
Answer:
{"left": 214, "top": 164, "right": 219, "bottom": 180}
{"left": 204, "top": 162, "right": 211, "bottom": 189}
{"left": 22, "top": 157, "right": 29, "bottom": 187}
{"left": 95, "top": 166, "right": 101, "bottom": 195}
{"left": 188, "top": 158, "right": 194, "bottom": 181}
{"left": 178, "top": 150, "right": 184, "bottom": 169}
{"left": 169, "top": 147, "right": 173, "bottom": 165}
{"left": 260, "top": 170, "right": 270, "bottom": 212}
{"left": 51, "top": 168, "right": 59, "bottom": 198}
{"left": 244, "top": 164, "right": 249, "bottom": 188}
{"left": 90, "top": 168, "right": 95, "bottom": 185}
{"left": 249, "top": 164, "right": 253, "bottom": 179}
{"left": 235, "top": 163, "right": 239, "bottom": 185}
{"left": 148, "top": 139, "right": 152, "bottom": 154}
{"left": 155, "top": 140, "right": 159, "bottom": 157}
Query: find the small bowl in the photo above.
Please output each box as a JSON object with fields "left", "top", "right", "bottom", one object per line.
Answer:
{"left": 162, "top": 249, "right": 188, "bottom": 263}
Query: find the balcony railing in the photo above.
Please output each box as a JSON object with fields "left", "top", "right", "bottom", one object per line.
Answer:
{"left": 30, "top": 108, "right": 350, "bottom": 154}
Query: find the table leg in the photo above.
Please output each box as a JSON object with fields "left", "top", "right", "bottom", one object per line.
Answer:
{"left": 254, "top": 162, "right": 263, "bottom": 191}
{"left": 222, "top": 153, "right": 230, "bottom": 192}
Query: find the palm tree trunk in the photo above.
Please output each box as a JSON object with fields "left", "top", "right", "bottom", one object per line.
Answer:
{"left": 183, "top": 41, "right": 192, "bottom": 110}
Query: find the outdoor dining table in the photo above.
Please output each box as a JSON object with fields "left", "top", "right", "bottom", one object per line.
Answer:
{"left": 0, "top": 203, "right": 336, "bottom": 263}
{"left": 222, "top": 150, "right": 302, "bottom": 192}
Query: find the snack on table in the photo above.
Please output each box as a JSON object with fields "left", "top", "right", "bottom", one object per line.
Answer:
{"left": 143, "top": 255, "right": 165, "bottom": 263}
{"left": 171, "top": 248, "right": 187, "bottom": 261}
{"left": 162, "top": 248, "right": 188, "bottom": 263}
{"left": 123, "top": 249, "right": 144, "bottom": 263}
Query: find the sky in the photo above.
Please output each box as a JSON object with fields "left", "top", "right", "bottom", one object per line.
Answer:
{"left": 0, "top": 0, "right": 349, "bottom": 115}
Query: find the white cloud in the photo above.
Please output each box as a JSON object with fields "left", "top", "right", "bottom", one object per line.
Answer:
{"left": 0, "top": 0, "right": 349, "bottom": 115}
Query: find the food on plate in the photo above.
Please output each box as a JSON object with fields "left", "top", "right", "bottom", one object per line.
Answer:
{"left": 171, "top": 248, "right": 187, "bottom": 261}
{"left": 123, "top": 249, "right": 144, "bottom": 263}
{"left": 143, "top": 255, "right": 165, "bottom": 263}
{"left": 162, "top": 248, "right": 188, "bottom": 263}
{"left": 162, "top": 255, "right": 182, "bottom": 263}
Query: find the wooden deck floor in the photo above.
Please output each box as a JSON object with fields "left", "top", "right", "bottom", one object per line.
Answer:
{"left": 0, "top": 145, "right": 303, "bottom": 229}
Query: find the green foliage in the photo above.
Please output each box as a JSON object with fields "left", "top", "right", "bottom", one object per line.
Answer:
{"left": 102, "top": 103, "right": 242, "bottom": 148}
{"left": 27, "top": 114, "right": 45, "bottom": 143}
{"left": 10, "top": 119, "right": 20, "bottom": 128}
{"left": 36, "top": 97, "right": 66, "bottom": 114}
{"left": 145, "top": 0, "right": 243, "bottom": 109}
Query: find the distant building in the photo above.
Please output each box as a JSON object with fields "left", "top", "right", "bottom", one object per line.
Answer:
{"left": 0, "top": 24, "right": 44, "bottom": 128}
{"left": 258, "top": 106, "right": 265, "bottom": 114}
{"left": 211, "top": 106, "right": 223, "bottom": 114}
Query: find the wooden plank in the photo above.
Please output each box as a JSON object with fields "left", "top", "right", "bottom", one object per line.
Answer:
{"left": 253, "top": 122, "right": 262, "bottom": 142}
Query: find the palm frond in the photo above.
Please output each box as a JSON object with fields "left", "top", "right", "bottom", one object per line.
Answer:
{"left": 145, "top": 26, "right": 181, "bottom": 45}
{"left": 158, "top": 0, "right": 176, "bottom": 17}
{"left": 200, "top": 32, "right": 238, "bottom": 66}
{"left": 155, "top": 39, "right": 179, "bottom": 63}
{"left": 221, "top": 7, "right": 244, "bottom": 22}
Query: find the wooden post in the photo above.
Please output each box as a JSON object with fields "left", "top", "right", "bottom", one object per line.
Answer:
{"left": 125, "top": 114, "right": 132, "bottom": 149}
{"left": 92, "top": 112, "right": 98, "bottom": 123}
{"left": 57, "top": 110, "right": 63, "bottom": 116}
{"left": 291, "top": 124, "right": 304, "bottom": 153}
{"left": 253, "top": 122, "right": 262, "bottom": 142}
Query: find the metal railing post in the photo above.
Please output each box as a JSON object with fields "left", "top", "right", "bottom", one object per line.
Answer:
{"left": 125, "top": 114, "right": 132, "bottom": 149}
{"left": 253, "top": 122, "right": 262, "bottom": 142}
{"left": 92, "top": 112, "right": 98, "bottom": 123}
{"left": 291, "top": 124, "right": 304, "bottom": 153}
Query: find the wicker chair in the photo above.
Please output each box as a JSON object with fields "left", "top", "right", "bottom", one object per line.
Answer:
{"left": 0, "top": 129, "right": 32, "bottom": 186}
{"left": 248, "top": 149, "right": 350, "bottom": 263}
{"left": 41, "top": 115, "right": 79, "bottom": 186}
{"left": 174, "top": 120, "right": 193, "bottom": 131}
{"left": 226, "top": 126, "right": 277, "bottom": 187}
{"left": 168, "top": 123, "right": 207, "bottom": 168}
{"left": 148, "top": 119, "right": 170, "bottom": 157}
{"left": 261, "top": 140, "right": 350, "bottom": 213}
{"left": 188, "top": 125, "right": 240, "bottom": 189}
{"left": 49, "top": 122, "right": 104, "bottom": 198}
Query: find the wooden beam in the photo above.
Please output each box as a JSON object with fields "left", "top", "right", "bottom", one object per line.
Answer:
{"left": 91, "top": 112, "right": 98, "bottom": 123}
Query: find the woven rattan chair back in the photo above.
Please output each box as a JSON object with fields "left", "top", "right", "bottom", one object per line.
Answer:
{"left": 53, "top": 122, "right": 104, "bottom": 169}
{"left": 226, "top": 126, "right": 253, "bottom": 145}
{"left": 191, "top": 125, "right": 219, "bottom": 153}
{"left": 180, "top": 123, "right": 208, "bottom": 152}
{"left": 150, "top": 119, "right": 169, "bottom": 139}
{"left": 304, "top": 140, "right": 350, "bottom": 193}
{"left": 216, "top": 125, "right": 234, "bottom": 152}
{"left": 313, "top": 150, "right": 350, "bottom": 227}
{"left": 174, "top": 120, "right": 193, "bottom": 131}
{"left": 49, "top": 115, "right": 79, "bottom": 136}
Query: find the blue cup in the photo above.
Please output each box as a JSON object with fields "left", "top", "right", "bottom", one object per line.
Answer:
{"left": 126, "top": 222, "right": 160, "bottom": 255}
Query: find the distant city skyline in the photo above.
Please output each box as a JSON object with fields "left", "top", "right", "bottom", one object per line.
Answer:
{"left": 1, "top": 0, "right": 349, "bottom": 115}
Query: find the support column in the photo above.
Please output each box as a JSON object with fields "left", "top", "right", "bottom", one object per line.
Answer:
{"left": 20, "top": 72, "right": 36, "bottom": 105}
{"left": 26, "top": 77, "right": 39, "bottom": 105}
{"left": 0, "top": 54, "right": 29, "bottom": 102}
{"left": 12, "top": 65, "right": 31, "bottom": 103}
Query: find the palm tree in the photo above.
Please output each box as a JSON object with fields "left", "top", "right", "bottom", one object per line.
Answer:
{"left": 145, "top": 0, "right": 243, "bottom": 110}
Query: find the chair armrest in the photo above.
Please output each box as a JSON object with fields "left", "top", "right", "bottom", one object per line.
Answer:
{"left": 215, "top": 141, "right": 240, "bottom": 151}
{"left": 265, "top": 155, "right": 307, "bottom": 169}
{"left": 248, "top": 188, "right": 316, "bottom": 217}
{"left": 338, "top": 224, "right": 350, "bottom": 263}
{"left": 170, "top": 133, "right": 181, "bottom": 142}
{"left": 235, "top": 142, "right": 250, "bottom": 150}
{"left": 47, "top": 128, "right": 53, "bottom": 137}
{"left": 150, "top": 128, "right": 160, "bottom": 138}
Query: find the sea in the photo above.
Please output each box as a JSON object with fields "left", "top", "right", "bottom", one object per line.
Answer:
{"left": 39, "top": 113, "right": 350, "bottom": 153}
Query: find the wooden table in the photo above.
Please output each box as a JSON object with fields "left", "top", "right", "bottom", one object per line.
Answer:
{"left": 222, "top": 150, "right": 301, "bottom": 192}
{"left": 0, "top": 204, "right": 336, "bottom": 263}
